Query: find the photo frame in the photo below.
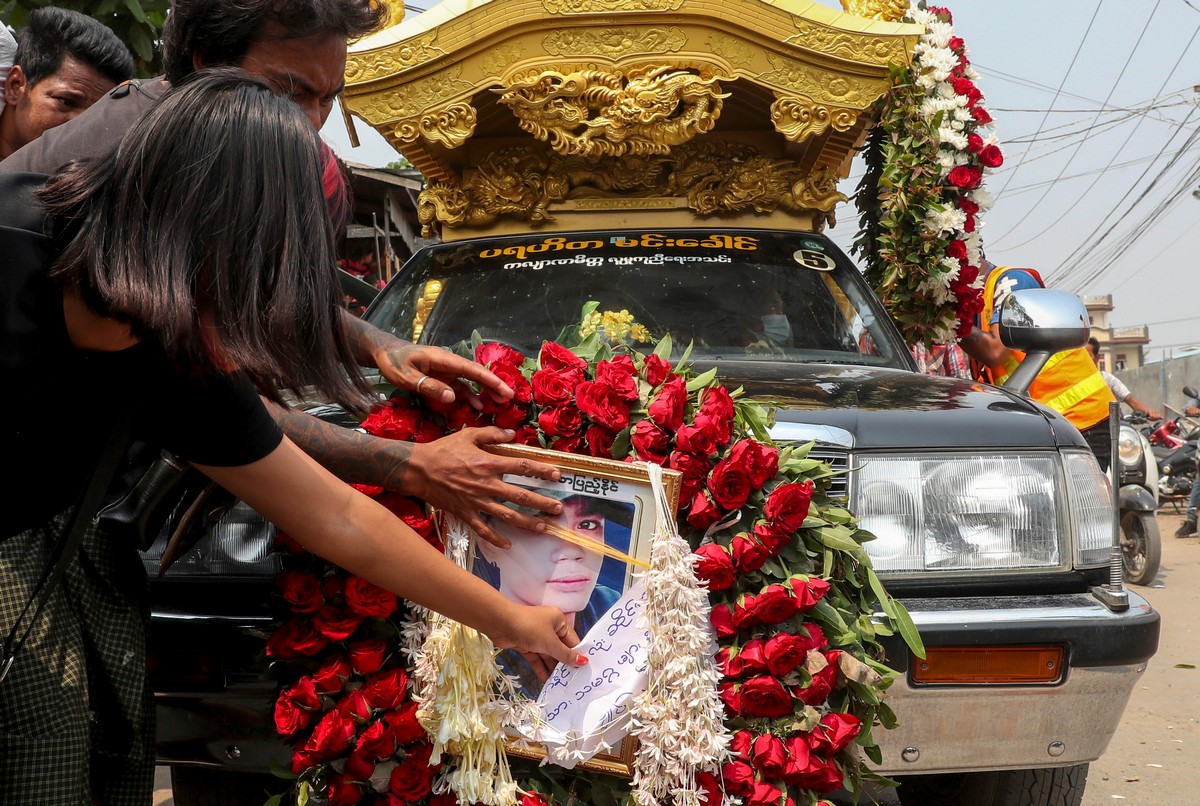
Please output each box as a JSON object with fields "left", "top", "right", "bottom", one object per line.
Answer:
{"left": 465, "top": 444, "right": 681, "bottom": 776}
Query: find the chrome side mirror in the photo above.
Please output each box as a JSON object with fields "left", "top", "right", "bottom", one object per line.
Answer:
{"left": 998, "top": 289, "right": 1089, "bottom": 395}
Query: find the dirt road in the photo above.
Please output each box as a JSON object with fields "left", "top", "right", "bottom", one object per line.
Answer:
{"left": 1082, "top": 509, "right": 1200, "bottom": 805}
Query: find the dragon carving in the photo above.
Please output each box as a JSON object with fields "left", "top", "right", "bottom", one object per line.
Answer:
{"left": 497, "top": 66, "right": 730, "bottom": 158}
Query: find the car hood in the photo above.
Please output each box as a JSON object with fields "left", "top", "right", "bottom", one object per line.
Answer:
{"left": 716, "top": 363, "right": 1085, "bottom": 451}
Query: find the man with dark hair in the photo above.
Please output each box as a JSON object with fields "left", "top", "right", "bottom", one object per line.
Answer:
{"left": 1084, "top": 336, "right": 1160, "bottom": 420}
{"left": 0, "top": 0, "right": 566, "bottom": 547}
{"left": 0, "top": 8, "right": 134, "bottom": 159}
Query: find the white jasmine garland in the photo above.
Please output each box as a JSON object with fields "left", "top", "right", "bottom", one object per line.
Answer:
{"left": 629, "top": 463, "right": 730, "bottom": 806}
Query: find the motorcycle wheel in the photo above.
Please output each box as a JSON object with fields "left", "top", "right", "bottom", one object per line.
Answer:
{"left": 1121, "top": 510, "right": 1162, "bottom": 586}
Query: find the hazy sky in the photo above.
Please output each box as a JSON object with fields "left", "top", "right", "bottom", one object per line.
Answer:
{"left": 322, "top": 0, "right": 1200, "bottom": 359}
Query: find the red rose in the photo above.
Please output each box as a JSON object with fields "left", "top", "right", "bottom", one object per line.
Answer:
{"left": 707, "top": 457, "right": 753, "bottom": 510}
{"left": 687, "top": 490, "right": 722, "bottom": 530}
{"left": 721, "top": 759, "right": 755, "bottom": 796}
{"left": 273, "top": 690, "right": 315, "bottom": 737}
{"left": 730, "top": 729, "right": 753, "bottom": 761}
{"left": 641, "top": 354, "right": 671, "bottom": 387}
{"left": 740, "top": 675, "right": 794, "bottom": 718}
{"left": 731, "top": 533, "right": 769, "bottom": 573}
{"left": 596, "top": 359, "right": 638, "bottom": 401}
{"left": 763, "top": 632, "right": 809, "bottom": 677}
{"left": 327, "top": 775, "right": 364, "bottom": 806}
{"left": 946, "top": 239, "right": 968, "bottom": 262}
{"left": 947, "top": 164, "right": 981, "bottom": 190}
{"left": 314, "top": 605, "right": 365, "bottom": 642}
{"left": 648, "top": 376, "right": 687, "bottom": 431}
{"left": 302, "top": 708, "right": 357, "bottom": 760}
{"left": 631, "top": 420, "right": 672, "bottom": 461}
{"left": 356, "top": 719, "right": 396, "bottom": 760}
{"left": 746, "top": 583, "right": 801, "bottom": 626}
{"left": 675, "top": 422, "right": 716, "bottom": 455}
{"left": 493, "top": 401, "right": 530, "bottom": 430}
{"left": 513, "top": 425, "right": 541, "bottom": 446}
{"left": 275, "top": 570, "right": 324, "bottom": 614}
{"left": 344, "top": 751, "right": 376, "bottom": 782}
{"left": 312, "top": 654, "right": 352, "bottom": 694}
{"left": 267, "top": 618, "right": 329, "bottom": 659}
{"left": 692, "top": 543, "right": 736, "bottom": 591}
{"left": 800, "top": 622, "right": 827, "bottom": 651}
{"left": 476, "top": 341, "right": 524, "bottom": 368}
{"left": 731, "top": 594, "right": 757, "bottom": 629}
{"left": 350, "top": 483, "right": 385, "bottom": 498}
{"left": 531, "top": 368, "right": 576, "bottom": 406}
{"left": 576, "top": 381, "right": 630, "bottom": 431}
{"left": 958, "top": 196, "right": 980, "bottom": 215}
{"left": 385, "top": 701, "right": 426, "bottom": 745}
{"left": 388, "top": 752, "right": 434, "bottom": 802}
{"left": 520, "top": 793, "right": 550, "bottom": 806}
{"left": 538, "top": 405, "right": 583, "bottom": 437}
{"left": 699, "top": 384, "right": 735, "bottom": 422}
{"left": 979, "top": 143, "right": 1003, "bottom": 168}
{"left": 363, "top": 668, "right": 409, "bottom": 710}
{"left": 361, "top": 399, "right": 424, "bottom": 441}
{"left": 966, "top": 132, "right": 983, "bottom": 153}
{"left": 789, "top": 575, "right": 831, "bottom": 612}
{"left": 746, "top": 780, "right": 782, "bottom": 806}
{"left": 608, "top": 353, "right": 636, "bottom": 375}
{"left": 710, "top": 602, "right": 737, "bottom": 638}
{"left": 291, "top": 750, "right": 318, "bottom": 774}
{"left": 782, "top": 734, "right": 813, "bottom": 784}
{"left": 972, "top": 105, "right": 993, "bottom": 125}
{"left": 427, "top": 796, "right": 459, "bottom": 806}
{"left": 764, "top": 480, "right": 814, "bottom": 533}
{"left": 338, "top": 688, "right": 373, "bottom": 723}
{"left": 730, "top": 638, "right": 767, "bottom": 677}
{"left": 551, "top": 434, "right": 583, "bottom": 454}
{"left": 789, "top": 754, "right": 843, "bottom": 793}
{"left": 487, "top": 361, "right": 532, "bottom": 405}
{"left": 695, "top": 770, "right": 722, "bottom": 805}
{"left": 539, "top": 341, "right": 587, "bottom": 372}
{"left": 670, "top": 450, "right": 709, "bottom": 480}
{"left": 753, "top": 521, "right": 791, "bottom": 555}
{"left": 347, "top": 638, "right": 388, "bottom": 676}
{"left": 344, "top": 576, "right": 399, "bottom": 620}
{"left": 794, "top": 654, "right": 840, "bottom": 706}
{"left": 377, "top": 493, "right": 435, "bottom": 539}
{"left": 586, "top": 425, "right": 617, "bottom": 458}
{"left": 729, "top": 439, "right": 779, "bottom": 488}
{"left": 812, "top": 712, "right": 862, "bottom": 755}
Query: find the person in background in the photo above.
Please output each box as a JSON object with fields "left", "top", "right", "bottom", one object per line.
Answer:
{"left": 0, "top": 8, "right": 133, "bottom": 159}
{"left": 960, "top": 260, "right": 1116, "bottom": 470}
{"left": 911, "top": 340, "right": 972, "bottom": 379}
{"left": 1085, "top": 337, "right": 1160, "bottom": 420}
{"left": 0, "top": 24, "right": 15, "bottom": 116}
{"left": 1, "top": 0, "right": 567, "bottom": 548}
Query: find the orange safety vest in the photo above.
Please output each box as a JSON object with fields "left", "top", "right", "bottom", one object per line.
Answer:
{"left": 972, "top": 266, "right": 1114, "bottom": 431}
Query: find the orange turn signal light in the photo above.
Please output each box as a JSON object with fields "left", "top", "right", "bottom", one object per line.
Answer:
{"left": 911, "top": 646, "right": 1064, "bottom": 685}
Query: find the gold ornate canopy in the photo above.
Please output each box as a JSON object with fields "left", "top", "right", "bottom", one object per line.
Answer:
{"left": 343, "top": 0, "right": 920, "bottom": 239}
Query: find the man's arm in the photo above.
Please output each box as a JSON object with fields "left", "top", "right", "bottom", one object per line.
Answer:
{"left": 958, "top": 322, "right": 1011, "bottom": 369}
{"left": 266, "top": 400, "right": 564, "bottom": 548}
{"left": 1123, "top": 394, "right": 1161, "bottom": 420}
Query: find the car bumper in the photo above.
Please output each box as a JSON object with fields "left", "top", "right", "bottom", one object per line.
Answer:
{"left": 871, "top": 589, "right": 1159, "bottom": 775}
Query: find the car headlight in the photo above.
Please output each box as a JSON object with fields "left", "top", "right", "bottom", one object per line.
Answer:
{"left": 1062, "top": 450, "right": 1113, "bottom": 568}
{"left": 853, "top": 453, "right": 1061, "bottom": 573}
{"left": 141, "top": 502, "right": 282, "bottom": 577}
{"left": 1118, "top": 425, "right": 1144, "bottom": 469}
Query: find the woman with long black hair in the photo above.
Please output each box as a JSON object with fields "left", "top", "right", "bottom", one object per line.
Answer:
{"left": 0, "top": 69, "right": 583, "bottom": 804}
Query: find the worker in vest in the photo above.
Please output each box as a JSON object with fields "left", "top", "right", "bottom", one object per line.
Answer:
{"left": 960, "top": 262, "right": 1116, "bottom": 470}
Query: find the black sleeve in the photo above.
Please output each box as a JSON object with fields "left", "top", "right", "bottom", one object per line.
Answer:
{"left": 151, "top": 370, "right": 284, "bottom": 467}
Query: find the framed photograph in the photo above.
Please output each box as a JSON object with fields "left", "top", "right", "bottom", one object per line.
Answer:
{"left": 467, "top": 444, "right": 681, "bottom": 776}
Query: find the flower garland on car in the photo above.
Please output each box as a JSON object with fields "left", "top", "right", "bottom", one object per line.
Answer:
{"left": 264, "top": 303, "right": 921, "bottom": 806}
{"left": 853, "top": 2, "right": 1003, "bottom": 345}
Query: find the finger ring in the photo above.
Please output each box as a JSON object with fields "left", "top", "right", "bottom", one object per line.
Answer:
{"left": 416, "top": 375, "right": 430, "bottom": 394}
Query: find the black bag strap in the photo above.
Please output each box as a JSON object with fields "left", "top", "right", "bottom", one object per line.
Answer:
{"left": 0, "top": 410, "right": 134, "bottom": 685}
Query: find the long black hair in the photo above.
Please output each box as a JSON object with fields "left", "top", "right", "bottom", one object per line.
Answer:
{"left": 39, "top": 68, "right": 374, "bottom": 410}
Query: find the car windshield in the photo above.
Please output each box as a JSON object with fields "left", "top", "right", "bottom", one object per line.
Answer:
{"left": 366, "top": 229, "right": 910, "bottom": 369}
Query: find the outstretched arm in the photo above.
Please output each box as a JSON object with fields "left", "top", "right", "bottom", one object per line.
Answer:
{"left": 958, "top": 322, "right": 1011, "bottom": 369}
{"left": 266, "top": 400, "right": 563, "bottom": 547}
{"left": 196, "top": 439, "right": 584, "bottom": 670}
{"left": 1123, "top": 394, "right": 1160, "bottom": 420}
{"left": 342, "top": 312, "right": 511, "bottom": 409}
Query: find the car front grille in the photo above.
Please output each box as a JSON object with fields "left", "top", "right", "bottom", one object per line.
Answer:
{"left": 808, "top": 446, "right": 850, "bottom": 500}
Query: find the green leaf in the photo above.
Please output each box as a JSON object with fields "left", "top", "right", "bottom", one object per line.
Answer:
{"left": 685, "top": 366, "right": 718, "bottom": 391}
{"left": 580, "top": 300, "right": 600, "bottom": 321}
{"left": 675, "top": 339, "right": 694, "bottom": 369}
{"left": 610, "top": 427, "right": 631, "bottom": 459}
{"left": 122, "top": 0, "right": 150, "bottom": 23}
{"left": 652, "top": 332, "right": 673, "bottom": 361}
{"left": 297, "top": 781, "right": 312, "bottom": 806}
{"left": 891, "top": 598, "right": 926, "bottom": 659}
{"left": 128, "top": 23, "right": 154, "bottom": 63}
{"left": 818, "top": 525, "right": 860, "bottom": 552}
{"left": 866, "top": 567, "right": 897, "bottom": 619}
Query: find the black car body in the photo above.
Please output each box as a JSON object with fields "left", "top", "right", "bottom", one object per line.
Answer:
{"left": 148, "top": 228, "right": 1159, "bottom": 804}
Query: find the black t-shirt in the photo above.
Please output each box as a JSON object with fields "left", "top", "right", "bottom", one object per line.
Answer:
{"left": 1, "top": 172, "right": 283, "bottom": 539}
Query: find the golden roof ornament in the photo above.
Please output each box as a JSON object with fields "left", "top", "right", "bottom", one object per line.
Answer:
{"left": 342, "top": 0, "right": 921, "bottom": 239}
{"left": 839, "top": 0, "right": 910, "bottom": 23}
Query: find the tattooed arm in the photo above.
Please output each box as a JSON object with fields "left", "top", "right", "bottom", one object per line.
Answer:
{"left": 266, "top": 400, "right": 563, "bottom": 547}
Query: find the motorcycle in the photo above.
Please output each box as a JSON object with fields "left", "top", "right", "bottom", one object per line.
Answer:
{"left": 1151, "top": 388, "right": 1199, "bottom": 512}
{"left": 1116, "top": 414, "right": 1161, "bottom": 584}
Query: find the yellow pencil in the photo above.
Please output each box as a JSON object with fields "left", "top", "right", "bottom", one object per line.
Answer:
{"left": 540, "top": 520, "right": 650, "bottom": 570}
